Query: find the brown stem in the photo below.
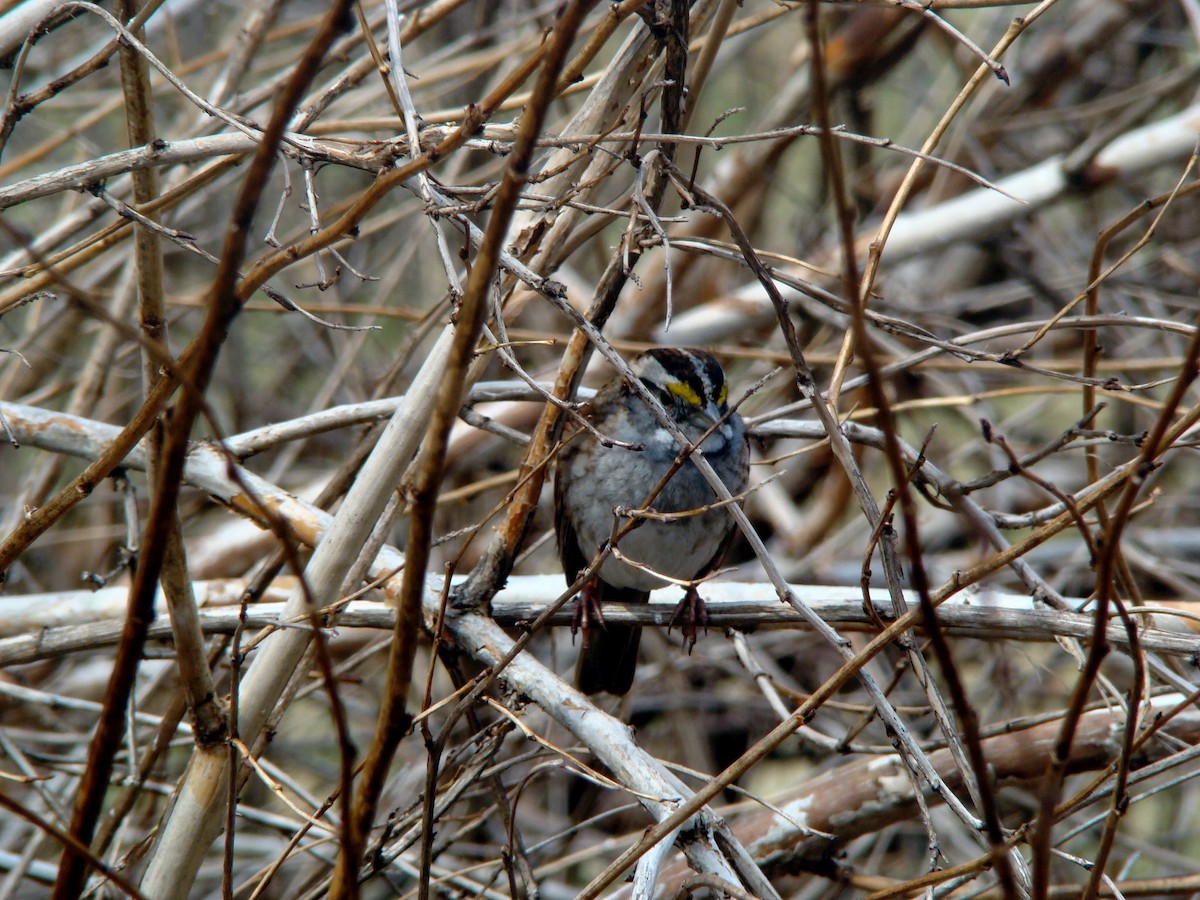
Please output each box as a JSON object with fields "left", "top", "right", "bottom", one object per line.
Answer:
{"left": 329, "top": 3, "right": 599, "bottom": 897}
{"left": 52, "top": 4, "right": 355, "bottom": 895}
{"left": 807, "top": 0, "right": 1016, "bottom": 891}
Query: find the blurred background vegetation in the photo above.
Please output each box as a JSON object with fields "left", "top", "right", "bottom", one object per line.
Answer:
{"left": 2, "top": 0, "right": 1200, "bottom": 897}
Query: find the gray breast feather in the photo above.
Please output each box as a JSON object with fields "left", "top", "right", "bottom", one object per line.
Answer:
{"left": 561, "top": 417, "right": 747, "bottom": 592}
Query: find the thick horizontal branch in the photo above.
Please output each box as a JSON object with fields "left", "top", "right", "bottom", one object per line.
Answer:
{"left": 661, "top": 693, "right": 1200, "bottom": 881}
{"left": 0, "top": 131, "right": 375, "bottom": 212}
{"left": 3, "top": 578, "right": 1198, "bottom": 666}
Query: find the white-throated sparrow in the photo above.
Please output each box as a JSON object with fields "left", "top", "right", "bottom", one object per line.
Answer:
{"left": 554, "top": 347, "right": 749, "bottom": 695}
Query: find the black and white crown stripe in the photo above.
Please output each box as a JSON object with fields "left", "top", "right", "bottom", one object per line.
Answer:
{"left": 629, "top": 347, "right": 729, "bottom": 411}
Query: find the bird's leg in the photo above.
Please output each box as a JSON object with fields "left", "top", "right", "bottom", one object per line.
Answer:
{"left": 571, "top": 577, "right": 606, "bottom": 648}
{"left": 668, "top": 585, "right": 708, "bottom": 652}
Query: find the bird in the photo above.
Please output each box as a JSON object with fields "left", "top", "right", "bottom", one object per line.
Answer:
{"left": 553, "top": 347, "right": 749, "bottom": 695}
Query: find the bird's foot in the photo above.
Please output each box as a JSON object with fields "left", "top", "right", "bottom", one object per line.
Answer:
{"left": 571, "top": 578, "right": 606, "bottom": 649}
{"left": 668, "top": 585, "right": 708, "bottom": 653}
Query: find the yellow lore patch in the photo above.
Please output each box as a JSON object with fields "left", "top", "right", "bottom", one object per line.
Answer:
{"left": 666, "top": 380, "right": 702, "bottom": 407}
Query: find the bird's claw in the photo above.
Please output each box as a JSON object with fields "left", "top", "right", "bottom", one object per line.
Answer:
{"left": 571, "top": 579, "right": 606, "bottom": 649}
{"left": 668, "top": 585, "right": 708, "bottom": 653}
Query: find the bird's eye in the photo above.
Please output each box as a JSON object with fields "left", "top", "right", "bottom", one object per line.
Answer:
{"left": 641, "top": 378, "right": 672, "bottom": 407}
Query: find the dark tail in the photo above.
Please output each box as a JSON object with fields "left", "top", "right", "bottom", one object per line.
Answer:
{"left": 574, "top": 585, "right": 648, "bottom": 695}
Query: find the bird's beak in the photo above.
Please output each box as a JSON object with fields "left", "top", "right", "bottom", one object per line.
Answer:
{"left": 693, "top": 401, "right": 734, "bottom": 451}
{"left": 702, "top": 400, "right": 723, "bottom": 426}
{"left": 700, "top": 400, "right": 732, "bottom": 438}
